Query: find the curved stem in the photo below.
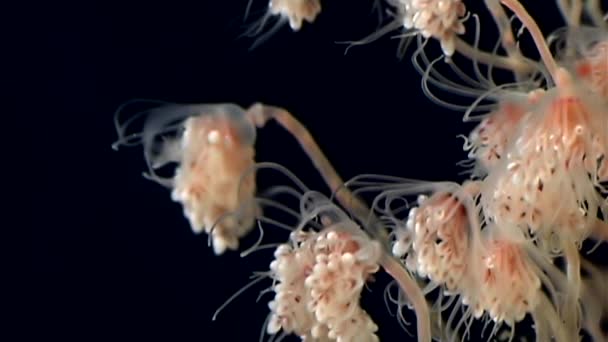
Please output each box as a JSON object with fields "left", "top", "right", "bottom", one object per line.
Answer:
{"left": 579, "top": 258, "right": 608, "bottom": 341}
{"left": 556, "top": 0, "right": 572, "bottom": 24}
{"left": 483, "top": 0, "right": 524, "bottom": 62}
{"left": 248, "top": 104, "right": 389, "bottom": 240}
{"left": 247, "top": 103, "right": 431, "bottom": 342}
{"left": 562, "top": 241, "right": 582, "bottom": 339}
{"left": 554, "top": 0, "right": 584, "bottom": 28}
{"left": 569, "top": 0, "right": 583, "bottom": 27}
{"left": 534, "top": 294, "right": 569, "bottom": 342}
{"left": 499, "top": 0, "right": 559, "bottom": 80}
{"left": 382, "top": 254, "right": 432, "bottom": 342}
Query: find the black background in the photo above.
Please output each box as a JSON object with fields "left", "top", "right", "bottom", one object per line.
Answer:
{"left": 28, "top": 0, "right": 599, "bottom": 341}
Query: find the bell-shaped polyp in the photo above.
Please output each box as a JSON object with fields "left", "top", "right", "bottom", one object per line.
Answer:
{"left": 466, "top": 97, "right": 528, "bottom": 175}
{"left": 512, "top": 77, "right": 607, "bottom": 182}
{"left": 481, "top": 156, "right": 601, "bottom": 248}
{"left": 407, "top": 190, "right": 471, "bottom": 293}
{"left": 268, "top": 0, "right": 321, "bottom": 31}
{"left": 266, "top": 194, "right": 382, "bottom": 342}
{"left": 169, "top": 104, "right": 259, "bottom": 255}
{"left": 474, "top": 235, "right": 542, "bottom": 327}
{"left": 454, "top": 227, "right": 577, "bottom": 341}
{"left": 481, "top": 76, "right": 607, "bottom": 247}
{"left": 377, "top": 180, "right": 482, "bottom": 294}
{"left": 266, "top": 234, "right": 317, "bottom": 339}
{"left": 400, "top": 0, "right": 466, "bottom": 56}
{"left": 113, "top": 102, "right": 260, "bottom": 255}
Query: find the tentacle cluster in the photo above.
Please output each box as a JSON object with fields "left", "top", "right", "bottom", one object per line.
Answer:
{"left": 268, "top": 0, "right": 322, "bottom": 31}
{"left": 113, "top": 1, "right": 608, "bottom": 341}
{"left": 267, "top": 225, "right": 382, "bottom": 342}
{"left": 170, "top": 111, "right": 259, "bottom": 254}
{"left": 398, "top": 0, "right": 467, "bottom": 55}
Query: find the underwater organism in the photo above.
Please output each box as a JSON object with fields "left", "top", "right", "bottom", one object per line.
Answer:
{"left": 114, "top": 1, "right": 608, "bottom": 341}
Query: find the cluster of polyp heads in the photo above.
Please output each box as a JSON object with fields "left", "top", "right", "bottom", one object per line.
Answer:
{"left": 114, "top": 1, "right": 608, "bottom": 341}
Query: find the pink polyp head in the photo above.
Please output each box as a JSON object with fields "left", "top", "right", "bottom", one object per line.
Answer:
{"left": 171, "top": 105, "right": 259, "bottom": 254}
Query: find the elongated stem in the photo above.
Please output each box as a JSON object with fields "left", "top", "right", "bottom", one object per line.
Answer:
{"left": 382, "top": 254, "right": 432, "bottom": 342}
{"left": 579, "top": 258, "right": 608, "bottom": 341}
{"left": 483, "top": 0, "right": 526, "bottom": 63}
{"left": 248, "top": 104, "right": 388, "bottom": 240}
{"left": 553, "top": 0, "right": 583, "bottom": 31}
{"left": 556, "top": 0, "right": 572, "bottom": 23}
{"left": 569, "top": 0, "right": 583, "bottom": 27}
{"left": 247, "top": 103, "right": 431, "bottom": 342}
{"left": 500, "top": 0, "right": 559, "bottom": 80}
{"left": 534, "top": 294, "right": 569, "bottom": 342}
{"left": 562, "top": 241, "right": 582, "bottom": 340}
